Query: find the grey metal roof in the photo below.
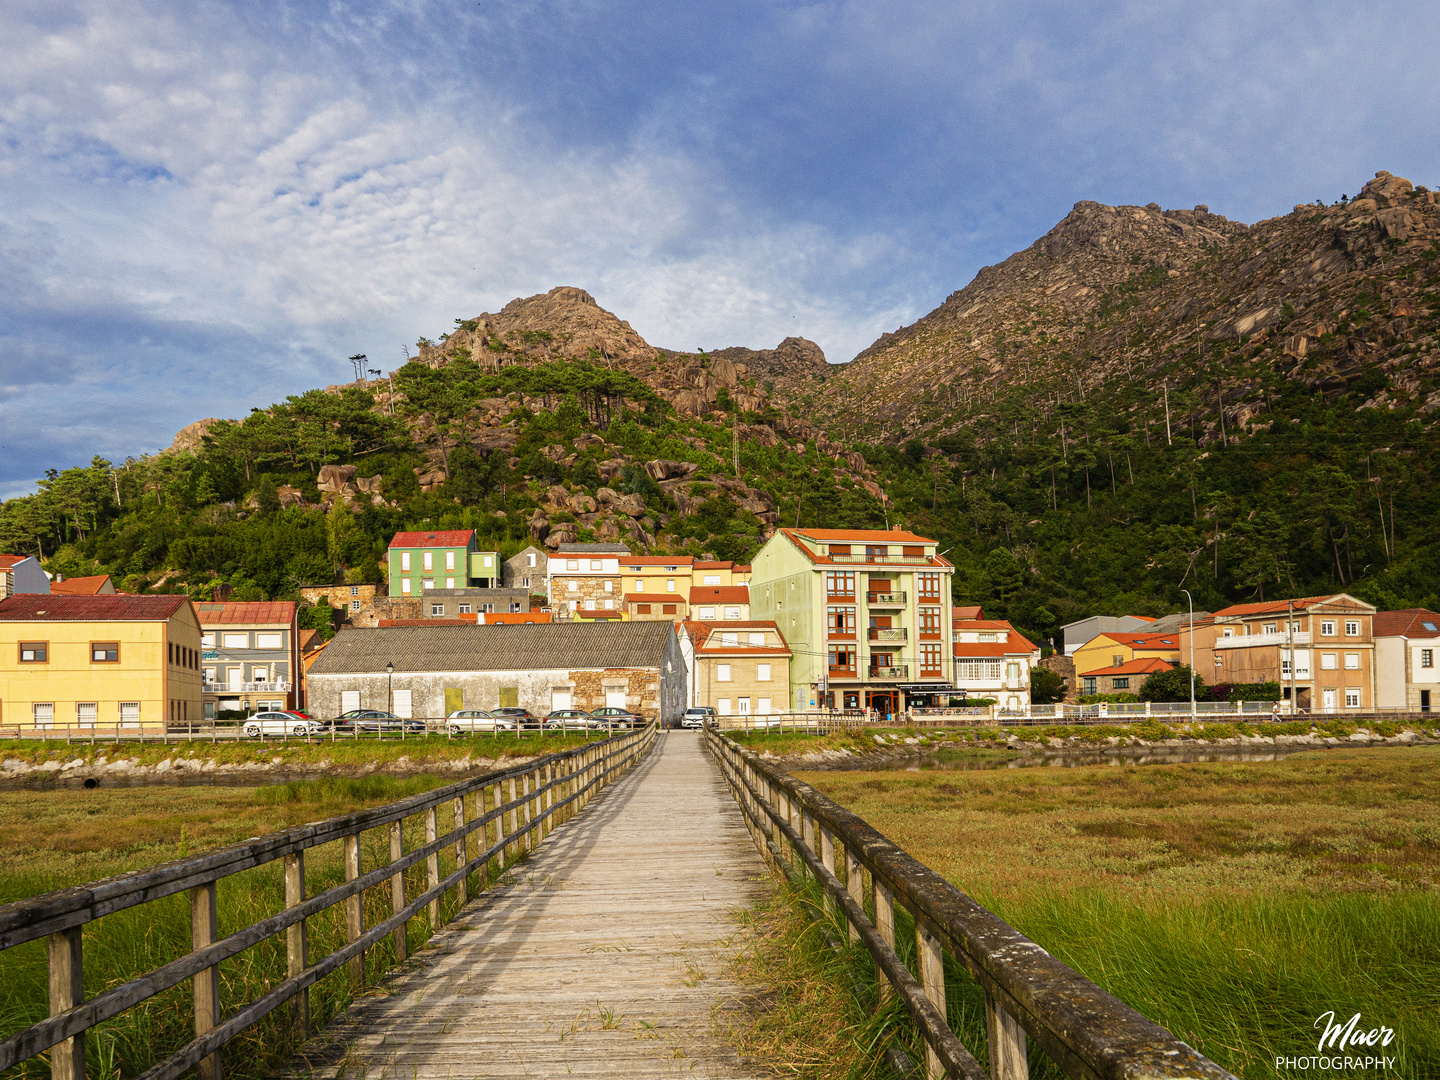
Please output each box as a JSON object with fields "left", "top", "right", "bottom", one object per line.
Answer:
{"left": 422, "top": 588, "right": 528, "bottom": 597}
{"left": 309, "top": 621, "right": 676, "bottom": 675}
{"left": 555, "top": 543, "right": 632, "bottom": 554}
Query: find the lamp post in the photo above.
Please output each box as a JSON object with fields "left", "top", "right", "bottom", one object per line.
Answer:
{"left": 1181, "top": 589, "right": 1196, "bottom": 721}
{"left": 386, "top": 661, "right": 394, "bottom": 715}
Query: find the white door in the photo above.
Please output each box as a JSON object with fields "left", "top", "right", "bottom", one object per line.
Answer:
{"left": 1322, "top": 688, "right": 1337, "bottom": 713}
{"left": 717, "top": 698, "right": 731, "bottom": 715}
{"left": 228, "top": 667, "right": 242, "bottom": 689}
{"left": 393, "top": 689, "right": 413, "bottom": 718}
{"left": 120, "top": 702, "right": 140, "bottom": 728}
{"left": 33, "top": 703, "right": 54, "bottom": 729}
{"left": 605, "top": 686, "right": 627, "bottom": 708}
{"left": 738, "top": 698, "right": 750, "bottom": 714}
{"left": 341, "top": 690, "right": 360, "bottom": 713}
{"left": 552, "top": 687, "right": 573, "bottom": 711}
{"left": 76, "top": 703, "right": 97, "bottom": 729}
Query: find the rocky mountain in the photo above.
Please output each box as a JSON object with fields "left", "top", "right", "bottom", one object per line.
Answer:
{"left": 707, "top": 336, "right": 831, "bottom": 396}
{"left": 825, "top": 170, "right": 1440, "bottom": 443}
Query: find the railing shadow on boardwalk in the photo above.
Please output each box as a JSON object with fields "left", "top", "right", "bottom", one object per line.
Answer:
{"left": 706, "top": 724, "right": 1241, "bottom": 1080}
{"left": 0, "top": 724, "right": 655, "bottom": 1080}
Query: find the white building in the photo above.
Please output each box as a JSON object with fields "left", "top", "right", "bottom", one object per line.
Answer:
{"left": 0, "top": 555, "right": 50, "bottom": 597}
{"left": 952, "top": 615, "right": 1039, "bottom": 714}
{"left": 1374, "top": 608, "right": 1440, "bottom": 713}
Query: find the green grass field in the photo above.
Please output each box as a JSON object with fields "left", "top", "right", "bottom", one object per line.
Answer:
{"left": 787, "top": 746, "right": 1440, "bottom": 1079}
{"left": 0, "top": 773, "right": 534, "bottom": 1080}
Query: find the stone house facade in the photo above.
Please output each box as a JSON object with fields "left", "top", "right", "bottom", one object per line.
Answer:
{"left": 679, "top": 621, "right": 791, "bottom": 716}
{"left": 503, "top": 546, "right": 549, "bottom": 596}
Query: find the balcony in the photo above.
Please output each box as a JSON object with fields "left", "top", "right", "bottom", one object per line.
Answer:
{"left": 868, "top": 627, "right": 907, "bottom": 642}
{"left": 204, "top": 680, "right": 290, "bottom": 694}
{"left": 867, "top": 592, "right": 906, "bottom": 606}
{"left": 828, "top": 630, "right": 857, "bottom": 640}
{"left": 826, "top": 591, "right": 856, "bottom": 602}
{"left": 828, "top": 553, "right": 931, "bottom": 565}
{"left": 1215, "top": 631, "right": 1311, "bottom": 649}
{"left": 868, "top": 665, "right": 909, "bottom": 680}
{"left": 827, "top": 666, "right": 859, "bottom": 680}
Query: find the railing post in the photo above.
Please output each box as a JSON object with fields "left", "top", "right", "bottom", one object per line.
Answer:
{"left": 190, "top": 882, "right": 221, "bottom": 1080}
{"left": 283, "top": 852, "right": 309, "bottom": 1031}
{"left": 986, "top": 992, "right": 1029, "bottom": 1080}
{"left": 521, "top": 771, "right": 533, "bottom": 850}
{"left": 489, "top": 782, "right": 505, "bottom": 873}
{"left": 453, "top": 795, "right": 468, "bottom": 908}
{"left": 820, "top": 825, "right": 836, "bottom": 917}
{"left": 48, "top": 925, "right": 84, "bottom": 1080}
{"left": 506, "top": 778, "right": 519, "bottom": 862}
{"left": 343, "top": 833, "right": 364, "bottom": 986}
{"left": 874, "top": 878, "right": 895, "bottom": 1001}
{"left": 424, "top": 806, "right": 441, "bottom": 928}
{"left": 844, "top": 844, "right": 863, "bottom": 943}
{"left": 388, "top": 822, "right": 407, "bottom": 962}
{"left": 917, "top": 922, "right": 946, "bottom": 1080}
{"left": 542, "top": 762, "right": 553, "bottom": 838}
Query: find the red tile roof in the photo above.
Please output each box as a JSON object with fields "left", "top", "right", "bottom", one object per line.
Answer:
{"left": 789, "top": 528, "right": 935, "bottom": 543}
{"left": 692, "top": 560, "right": 733, "bottom": 569}
{"left": 388, "top": 530, "right": 475, "bottom": 549}
{"left": 1095, "top": 631, "right": 1181, "bottom": 649}
{"left": 952, "top": 619, "right": 1037, "bottom": 653}
{"left": 688, "top": 586, "right": 750, "bottom": 605}
{"left": 0, "top": 594, "right": 189, "bottom": 621}
{"left": 1078, "top": 657, "right": 1175, "bottom": 678}
{"left": 197, "top": 602, "right": 296, "bottom": 625}
{"left": 951, "top": 641, "right": 1031, "bottom": 658}
{"left": 621, "top": 556, "right": 695, "bottom": 566}
{"left": 50, "top": 575, "right": 113, "bottom": 595}
{"left": 952, "top": 605, "right": 985, "bottom": 621}
{"left": 1213, "top": 594, "right": 1373, "bottom": 618}
{"left": 0, "top": 554, "right": 30, "bottom": 569}
{"left": 680, "top": 620, "right": 791, "bottom": 654}
{"left": 624, "top": 594, "right": 684, "bottom": 605}
{"left": 1373, "top": 609, "right": 1440, "bottom": 638}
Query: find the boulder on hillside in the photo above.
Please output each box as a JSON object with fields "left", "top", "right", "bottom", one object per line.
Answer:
{"left": 671, "top": 390, "right": 711, "bottom": 416}
{"left": 617, "top": 493, "right": 648, "bottom": 517}
{"left": 596, "top": 518, "right": 621, "bottom": 540}
{"left": 567, "top": 493, "right": 597, "bottom": 514}
{"left": 277, "top": 486, "right": 306, "bottom": 509}
{"left": 596, "top": 486, "right": 621, "bottom": 506}
{"left": 318, "top": 463, "right": 357, "bottom": 492}
{"left": 1361, "top": 171, "right": 1414, "bottom": 203}
{"left": 165, "top": 418, "right": 223, "bottom": 456}
{"left": 645, "top": 459, "right": 699, "bottom": 481}
{"left": 709, "top": 357, "right": 740, "bottom": 389}
{"left": 545, "top": 484, "right": 570, "bottom": 507}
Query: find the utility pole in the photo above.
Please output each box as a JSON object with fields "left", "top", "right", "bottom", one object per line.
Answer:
{"left": 1163, "top": 382, "right": 1172, "bottom": 445}
{"left": 1286, "top": 599, "right": 1295, "bottom": 715}
{"left": 1182, "top": 588, "right": 1196, "bottom": 721}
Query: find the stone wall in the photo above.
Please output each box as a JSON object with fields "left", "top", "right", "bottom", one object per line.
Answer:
{"left": 1037, "top": 653, "right": 1076, "bottom": 704}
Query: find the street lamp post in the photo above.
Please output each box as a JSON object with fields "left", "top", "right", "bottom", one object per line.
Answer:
{"left": 1181, "top": 589, "right": 1196, "bottom": 721}
{"left": 386, "top": 661, "right": 394, "bottom": 715}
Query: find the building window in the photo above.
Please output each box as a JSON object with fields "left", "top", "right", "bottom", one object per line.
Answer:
{"left": 865, "top": 545, "right": 889, "bottom": 560}
{"left": 827, "top": 607, "right": 856, "bottom": 635}
{"left": 445, "top": 577, "right": 455, "bottom": 588}
{"left": 401, "top": 551, "right": 411, "bottom": 571}
{"left": 667, "top": 579, "right": 676, "bottom": 592}
{"left": 1262, "top": 622, "right": 1277, "bottom": 634}
{"left": 921, "top": 645, "right": 942, "bottom": 674}
{"left": 749, "top": 632, "right": 766, "bottom": 645}
{"left": 825, "top": 571, "right": 855, "bottom": 597}
{"left": 75, "top": 702, "right": 97, "bottom": 728}
{"left": 1082, "top": 677, "right": 1097, "bottom": 695}
{"left": 351, "top": 585, "right": 359, "bottom": 596}
{"left": 521, "top": 576, "right": 530, "bottom": 588}
{"left": 1320, "top": 621, "right": 1335, "bottom": 636}
{"left": 698, "top": 607, "right": 716, "bottom": 620}
{"left": 604, "top": 580, "right": 613, "bottom": 592}
{"left": 1423, "top": 649, "right": 1435, "bottom": 669}
{"left": 351, "top": 600, "right": 360, "bottom": 611}
{"left": 120, "top": 702, "right": 140, "bottom": 727}
{"left": 662, "top": 604, "right": 677, "bottom": 615}
{"left": 757, "top": 663, "right": 771, "bottom": 681}
{"left": 1321, "top": 653, "right": 1337, "bottom": 670}
{"left": 527, "top": 553, "right": 536, "bottom": 567}
{"left": 401, "top": 579, "right": 411, "bottom": 595}
{"left": 33, "top": 703, "right": 54, "bottom": 728}
{"left": 422, "top": 579, "right": 434, "bottom": 590}
{"left": 634, "top": 580, "right": 645, "bottom": 592}
{"left": 829, "top": 648, "right": 854, "bottom": 671}
{"left": 1345, "top": 688, "right": 1361, "bottom": 708}
{"left": 1007, "top": 661, "right": 1022, "bottom": 681}
{"left": 717, "top": 664, "right": 732, "bottom": 682}
{"left": 422, "top": 551, "right": 433, "bottom": 571}
{"left": 1112, "top": 677, "right": 1130, "bottom": 689}
{"left": 91, "top": 642, "right": 120, "bottom": 663}
{"left": 604, "top": 598, "right": 614, "bottom": 609}
{"left": 1344, "top": 653, "right": 1360, "bottom": 670}
{"left": 585, "top": 599, "right": 596, "bottom": 610}
{"left": 256, "top": 632, "right": 282, "bottom": 649}
{"left": 957, "top": 658, "right": 1003, "bottom": 681}
{"left": 459, "top": 604, "right": 472, "bottom": 614}
{"left": 432, "top": 604, "right": 445, "bottom": 616}
{"left": 637, "top": 603, "right": 652, "bottom": 614}
{"left": 918, "top": 573, "right": 941, "bottom": 599}
{"left": 704, "top": 574, "right": 721, "bottom": 585}
{"left": 724, "top": 607, "right": 741, "bottom": 619}
{"left": 722, "top": 632, "right": 739, "bottom": 646}
{"left": 920, "top": 607, "right": 940, "bottom": 634}
{"left": 201, "top": 632, "right": 215, "bottom": 647}
{"left": 19, "top": 642, "right": 47, "bottom": 663}
{"left": 1345, "top": 621, "right": 1359, "bottom": 637}
{"left": 590, "top": 559, "right": 603, "bottom": 571}
{"left": 567, "top": 559, "right": 579, "bottom": 570}
{"left": 445, "top": 551, "right": 455, "bottom": 571}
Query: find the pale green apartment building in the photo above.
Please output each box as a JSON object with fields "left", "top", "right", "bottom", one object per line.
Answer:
{"left": 387, "top": 530, "right": 502, "bottom": 596}
{"left": 748, "top": 528, "right": 955, "bottom": 716}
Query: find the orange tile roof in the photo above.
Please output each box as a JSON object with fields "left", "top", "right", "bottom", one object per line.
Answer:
{"left": 688, "top": 586, "right": 749, "bottom": 604}
{"left": 481, "top": 612, "right": 553, "bottom": 624}
{"left": 1373, "top": 609, "right": 1440, "bottom": 638}
{"left": 621, "top": 556, "right": 695, "bottom": 566}
{"left": 388, "top": 530, "right": 475, "bottom": 549}
{"left": 50, "top": 575, "right": 113, "bottom": 595}
{"left": 0, "top": 554, "right": 31, "bottom": 568}
{"left": 788, "top": 527, "right": 935, "bottom": 543}
{"left": 1095, "top": 631, "right": 1181, "bottom": 649}
{"left": 0, "top": 594, "right": 189, "bottom": 621}
{"left": 681, "top": 620, "right": 791, "bottom": 654}
{"left": 379, "top": 617, "right": 477, "bottom": 627}
{"left": 951, "top": 620, "right": 1038, "bottom": 653}
{"left": 778, "top": 528, "right": 950, "bottom": 567}
{"left": 1213, "top": 595, "right": 1369, "bottom": 618}
{"left": 197, "top": 601, "right": 297, "bottom": 625}
{"left": 624, "top": 593, "right": 684, "bottom": 605}
{"left": 692, "top": 560, "right": 733, "bottom": 569}
{"left": 1078, "top": 657, "right": 1175, "bottom": 677}
{"left": 951, "top": 641, "right": 1031, "bottom": 658}
{"left": 952, "top": 605, "right": 985, "bottom": 621}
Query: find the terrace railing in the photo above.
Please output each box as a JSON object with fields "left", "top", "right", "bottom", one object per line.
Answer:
{"left": 705, "top": 725, "right": 1237, "bottom": 1080}
{"left": 0, "top": 723, "right": 655, "bottom": 1080}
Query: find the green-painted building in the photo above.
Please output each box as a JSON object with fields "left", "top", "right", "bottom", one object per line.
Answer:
{"left": 387, "top": 530, "right": 502, "bottom": 596}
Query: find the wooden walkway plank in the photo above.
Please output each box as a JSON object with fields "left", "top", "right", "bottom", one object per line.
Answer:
{"left": 303, "top": 731, "right": 769, "bottom": 1079}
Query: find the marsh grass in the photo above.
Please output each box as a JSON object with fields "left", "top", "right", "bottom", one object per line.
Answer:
{"left": 0, "top": 774, "right": 524, "bottom": 1080}
{"left": 776, "top": 746, "right": 1440, "bottom": 1079}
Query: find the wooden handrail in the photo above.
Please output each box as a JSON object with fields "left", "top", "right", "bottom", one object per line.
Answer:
{"left": 705, "top": 725, "right": 1237, "bottom": 1080}
{"left": 0, "top": 724, "right": 655, "bottom": 1080}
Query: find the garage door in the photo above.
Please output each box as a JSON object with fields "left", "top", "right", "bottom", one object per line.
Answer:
{"left": 393, "top": 689, "right": 413, "bottom": 718}
{"left": 552, "top": 687, "right": 572, "bottom": 711}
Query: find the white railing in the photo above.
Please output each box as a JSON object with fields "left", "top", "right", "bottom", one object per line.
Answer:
{"left": 866, "top": 592, "right": 907, "bottom": 604}
{"left": 203, "top": 681, "right": 291, "bottom": 693}
{"left": 1215, "top": 632, "right": 1311, "bottom": 649}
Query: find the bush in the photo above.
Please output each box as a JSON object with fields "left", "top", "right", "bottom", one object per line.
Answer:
{"left": 1139, "top": 664, "right": 1205, "bottom": 703}
{"left": 1078, "top": 693, "right": 1140, "bottom": 704}
{"left": 1030, "top": 668, "right": 1068, "bottom": 704}
{"left": 1210, "top": 681, "right": 1282, "bottom": 702}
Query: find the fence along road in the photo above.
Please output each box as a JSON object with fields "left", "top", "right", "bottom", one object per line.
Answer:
{"left": 303, "top": 729, "right": 768, "bottom": 1078}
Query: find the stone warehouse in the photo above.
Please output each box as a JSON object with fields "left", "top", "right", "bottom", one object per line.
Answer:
{"left": 306, "top": 621, "right": 686, "bottom": 723}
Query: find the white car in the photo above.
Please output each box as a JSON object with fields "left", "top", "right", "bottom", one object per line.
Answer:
{"left": 443, "top": 709, "right": 517, "bottom": 734}
{"left": 680, "top": 707, "right": 714, "bottom": 730}
{"left": 242, "top": 711, "right": 326, "bottom": 738}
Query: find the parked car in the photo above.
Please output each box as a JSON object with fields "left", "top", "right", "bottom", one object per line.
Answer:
{"left": 243, "top": 711, "right": 327, "bottom": 738}
{"left": 443, "top": 709, "right": 517, "bottom": 734}
{"left": 334, "top": 711, "right": 426, "bottom": 735}
{"left": 590, "top": 707, "right": 642, "bottom": 729}
{"left": 543, "top": 709, "right": 600, "bottom": 731}
{"left": 679, "top": 707, "right": 715, "bottom": 730}
{"left": 491, "top": 707, "right": 540, "bottom": 728}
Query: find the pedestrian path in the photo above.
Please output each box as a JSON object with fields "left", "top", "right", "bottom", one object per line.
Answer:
{"left": 306, "top": 731, "right": 769, "bottom": 1079}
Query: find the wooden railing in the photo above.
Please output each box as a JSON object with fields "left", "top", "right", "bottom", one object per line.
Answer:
{"left": 705, "top": 726, "right": 1237, "bottom": 1080}
{"left": 0, "top": 723, "right": 655, "bottom": 1080}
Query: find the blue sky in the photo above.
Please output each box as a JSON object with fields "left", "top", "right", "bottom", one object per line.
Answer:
{"left": 2, "top": 0, "right": 1438, "bottom": 495}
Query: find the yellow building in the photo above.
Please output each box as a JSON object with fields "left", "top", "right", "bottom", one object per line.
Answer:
{"left": 1071, "top": 629, "right": 1182, "bottom": 681}
{"left": 0, "top": 594, "right": 203, "bottom": 733}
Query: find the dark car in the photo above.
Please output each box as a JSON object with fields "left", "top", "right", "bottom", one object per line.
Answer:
{"left": 334, "top": 710, "right": 426, "bottom": 735}
{"left": 492, "top": 707, "right": 540, "bottom": 728}
{"left": 590, "top": 707, "right": 642, "bottom": 729}
{"left": 542, "top": 709, "right": 600, "bottom": 731}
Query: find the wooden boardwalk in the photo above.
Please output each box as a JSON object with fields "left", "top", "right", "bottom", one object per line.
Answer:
{"left": 304, "top": 731, "right": 770, "bottom": 1079}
